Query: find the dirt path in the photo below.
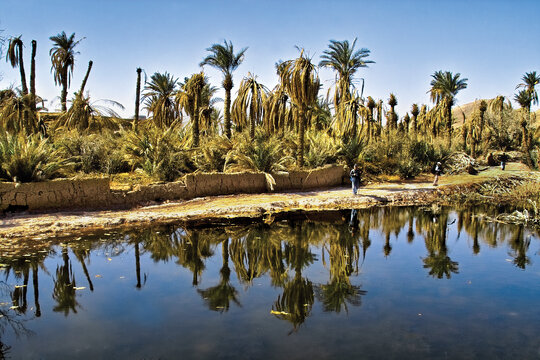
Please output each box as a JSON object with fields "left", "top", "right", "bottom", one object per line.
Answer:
{"left": 0, "top": 181, "right": 437, "bottom": 240}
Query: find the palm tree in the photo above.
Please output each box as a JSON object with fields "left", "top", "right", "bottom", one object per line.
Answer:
{"left": 429, "top": 70, "right": 468, "bottom": 146}
{"left": 387, "top": 93, "right": 398, "bottom": 130}
{"left": 142, "top": 72, "right": 179, "bottom": 129}
{"left": 232, "top": 73, "right": 267, "bottom": 140}
{"left": 5, "top": 36, "right": 28, "bottom": 95}
{"left": 200, "top": 40, "right": 247, "bottom": 139}
{"left": 411, "top": 103, "right": 419, "bottom": 136}
{"left": 177, "top": 72, "right": 207, "bottom": 146}
{"left": 279, "top": 51, "right": 320, "bottom": 167}
{"left": 366, "top": 96, "right": 376, "bottom": 142}
{"left": 514, "top": 89, "right": 533, "bottom": 153}
{"left": 49, "top": 32, "right": 84, "bottom": 112}
{"left": 319, "top": 39, "right": 374, "bottom": 111}
{"left": 516, "top": 71, "right": 540, "bottom": 111}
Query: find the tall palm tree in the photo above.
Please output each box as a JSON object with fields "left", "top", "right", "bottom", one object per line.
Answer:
{"left": 232, "top": 73, "right": 267, "bottom": 140}
{"left": 49, "top": 32, "right": 84, "bottom": 112}
{"left": 5, "top": 36, "right": 28, "bottom": 95}
{"left": 411, "top": 103, "right": 419, "bottom": 137}
{"left": 387, "top": 93, "right": 398, "bottom": 130}
{"left": 429, "top": 70, "right": 468, "bottom": 146}
{"left": 514, "top": 89, "right": 533, "bottom": 153}
{"left": 280, "top": 51, "right": 320, "bottom": 167}
{"left": 200, "top": 40, "right": 247, "bottom": 139}
{"left": 366, "top": 96, "right": 376, "bottom": 142}
{"left": 177, "top": 72, "right": 207, "bottom": 146}
{"left": 319, "top": 39, "right": 374, "bottom": 111}
{"left": 516, "top": 71, "right": 540, "bottom": 111}
{"left": 142, "top": 72, "right": 179, "bottom": 129}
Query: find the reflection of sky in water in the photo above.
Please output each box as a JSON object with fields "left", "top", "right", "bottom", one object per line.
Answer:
{"left": 1, "top": 207, "right": 539, "bottom": 359}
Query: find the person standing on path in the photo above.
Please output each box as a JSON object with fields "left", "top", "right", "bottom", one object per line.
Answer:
{"left": 350, "top": 164, "right": 361, "bottom": 195}
{"left": 433, "top": 162, "right": 442, "bottom": 186}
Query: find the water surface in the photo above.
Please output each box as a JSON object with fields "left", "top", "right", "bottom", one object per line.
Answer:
{"left": 1, "top": 206, "right": 539, "bottom": 359}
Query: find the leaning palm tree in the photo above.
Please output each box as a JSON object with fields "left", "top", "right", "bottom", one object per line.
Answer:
{"left": 142, "top": 72, "right": 179, "bottom": 129}
{"left": 429, "top": 70, "right": 468, "bottom": 146}
{"left": 200, "top": 40, "right": 247, "bottom": 139}
{"left": 49, "top": 32, "right": 84, "bottom": 112}
{"left": 5, "top": 36, "right": 28, "bottom": 95}
{"left": 279, "top": 50, "right": 320, "bottom": 167}
{"left": 232, "top": 73, "right": 268, "bottom": 140}
{"left": 319, "top": 39, "right": 374, "bottom": 111}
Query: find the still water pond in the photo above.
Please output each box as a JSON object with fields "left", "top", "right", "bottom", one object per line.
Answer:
{"left": 1, "top": 206, "right": 540, "bottom": 359}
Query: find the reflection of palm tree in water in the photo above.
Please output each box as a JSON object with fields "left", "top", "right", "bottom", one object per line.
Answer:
{"left": 317, "top": 223, "right": 366, "bottom": 314}
{"left": 52, "top": 246, "right": 80, "bottom": 315}
{"left": 418, "top": 210, "right": 459, "bottom": 279}
{"left": 176, "top": 230, "right": 213, "bottom": 286}
{"left": 271, "top": 222, "right": 315, "bottom": 333}
{"left": 508, "top": 226, "right": 531, "bottom": 269}
{"left": 198, "top": 239, "right": 241, "bottom": 312}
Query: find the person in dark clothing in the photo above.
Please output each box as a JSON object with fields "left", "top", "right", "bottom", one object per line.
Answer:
{"left": 350, "top": 164, "right": 361, "bottom": 195}
{"left": 500, "top": 153, "right": 508, "bottom": 170}
{"left": 433, "top": 161, "right": 442, "bottom": 186}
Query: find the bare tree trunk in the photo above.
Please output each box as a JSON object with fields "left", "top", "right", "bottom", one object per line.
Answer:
{"left": 30, "top": 40, "right": 37, "bottom": 112}
{"left": 133, "top": 68, "right": 142, "bottom": 132}
{"left": 78, "top": 60, "right": 93, "bottom": 95}
{"left": 18, "top": 42, "right": 29, "bottom": 95}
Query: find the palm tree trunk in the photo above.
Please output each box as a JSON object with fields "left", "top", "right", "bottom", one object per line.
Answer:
{"left": 193, "top": 94, "right": 200, "bottom": 147}
{"left": 446, "top": 102, "right": 453, "bottom": 147}
{"left": 61, "top": 67, "right": 68, "bottom": 112}
{"left": 298, "top": 107, "right": 305, "bottom": 168}
{"left": 30, "top": 40, "right": 37, "bottom": 112}
{"left": 133, "top": 68, "right": 142, "bottom": 132}
{"left": 78, "top": 60, "right": 93, "bottom": 95}
{"left": 18, "top": 42, "right": 29, "bottom": 95}
{"left": 250, "top": 87, "right": 256, "bottom": 140}
{"left": 224, "top": 86, "right": 232, "bottom": 138}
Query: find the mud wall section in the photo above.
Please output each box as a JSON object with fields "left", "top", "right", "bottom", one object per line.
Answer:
{"left": 0, "top": 165, "right": 345, "bottom": 211}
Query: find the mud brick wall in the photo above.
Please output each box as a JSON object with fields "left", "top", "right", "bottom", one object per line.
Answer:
{"left": 0, "top": 165, "right": 345, "bottom": 212}
{"left": 0, "top": 178, "right": 110, "bottom": 211}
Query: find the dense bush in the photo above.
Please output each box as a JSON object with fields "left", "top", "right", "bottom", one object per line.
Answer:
{"left": 122, "top": 126, "right": 195, "bottom": 181}
{"left": 56, "top": 131, "right": 130, "bottom": 175}
{"left": 0, "top": 132, "right": 72, "bottom": 182}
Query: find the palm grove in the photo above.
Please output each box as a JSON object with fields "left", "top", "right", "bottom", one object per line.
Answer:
{"left": 0, "top": 31, "right": 539, "bottom": 183}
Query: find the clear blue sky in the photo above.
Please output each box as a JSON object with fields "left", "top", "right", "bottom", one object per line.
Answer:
{"left": 1, "top": 0, "right": 539, "bottom": 118}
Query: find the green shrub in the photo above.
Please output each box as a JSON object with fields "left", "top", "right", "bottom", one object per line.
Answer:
{"left": 56, "top": 131, "right": 129, "bottom": 175}
{"left": 304, "top": 130, "right": 339, "bottom": 168}
{"left": 0, "top": 132, "right": 72, "bottom": 182}
{"left": 193, "top": 136, "right": 232, "bottom": 172}
{"left": 122, "top": 126, "right": 195, "bottom": 181}
{"left": 225, "top": 132, "right": 293, "bottom": 173}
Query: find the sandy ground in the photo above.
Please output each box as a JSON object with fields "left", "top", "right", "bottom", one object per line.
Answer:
{"left": 0, "top": 181, "right": 437, "bottom": 240}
